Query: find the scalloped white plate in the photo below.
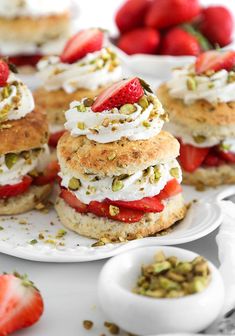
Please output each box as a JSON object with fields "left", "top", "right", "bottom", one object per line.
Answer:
{"left": 0, "top": 185, "right": 230, "bottom": 262}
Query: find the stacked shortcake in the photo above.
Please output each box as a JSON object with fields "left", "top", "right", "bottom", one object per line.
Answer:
{"left": 158, "top": 50, "right": 235, "bottom": 187}
{"left": 55, "top": 78, "right": 186, "bottom": 241}
{"left": 34, "top": 28, "right": 122, "bottom": 148}
{"left": 0, "top": 0, "right": 71, "bottom": 69}
{"left": 0, "top": 59, "right": 57, "bottom": 215}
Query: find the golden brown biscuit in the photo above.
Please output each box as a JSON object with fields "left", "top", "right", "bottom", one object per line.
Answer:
{"left": 157, "top": 84, "right": 235, "bottom": 139}
{"left": 57, "top": 131, "right": 180, "bottom": 178}
{"left": 0, "top": 108, "right": 49, "bottom": 155}
{"left": 55, "top": 194, "right": 186, "bottom": 241}
{"left": 183, "top": 164, "right": 235, "bottom": 187}
{"left": 0, "top": 184, "right": 52, "bottom": 215}
{"left": 0, "top": 13, "right": 70, "bottom": 44}
{"left": 34, "top": 86, "right": 106, "bottom": 126}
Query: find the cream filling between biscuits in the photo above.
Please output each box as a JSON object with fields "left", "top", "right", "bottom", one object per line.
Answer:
{"left": 59, "top": 160, "right": 182, "bottom": 204}
{"left": 0, "top": 74, "right": 34, "bottom": 122}
{"left": 168, "top": 67, "right": 235, "bottom": 104}
{"left": 0, "top": 144, "right": 50, "bottom": 186}
{"left": 65, "top": 94, "right": 165, "bottom": 143}
{"left": 37, "top": 48, "right": 122, "bottom": 93}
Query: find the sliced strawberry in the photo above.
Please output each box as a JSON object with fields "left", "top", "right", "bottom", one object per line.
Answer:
{"left": 115, "top": 0, "right": 152, "bottom": 33}
{"left": 179, "top": 141, "right": 210, "bottom": 172}
{"left": 117, "top": 27, "right": 160, "bottom": 55}
{"left": 160, "top": 28, "right": 200, "bottom": 56}
{"left": 158, "top": 179, "right": 182, "bottom": 201}
{"left": 203, "top": 152, "right": 224, "bottom": 167}
{"left": 0, "top": 272, "right": 43, "bottom": 336}
{"left": 199, "top": 6, "right": 233, "bottom": 47}
{"left": 60, "top": 28, "right": 104, "bottom": 64}
{"left": 48, "top": 130, "right": 66, "bottom": 148}
{"left": 60, "top": 189, "right": 88, "bottom": 213}
{"left": 106, "top": 194, "right": 164, "bottom": 213}
{"left": 88, "top": 201, "right": 144, "bottom": 223}
{"left": 145, "top": 0, "right": 200, "bottom": 29}
{"left": 33, "top": 161, "right": 60, "bottom": 186}
{"left": 0, "top": 60, "right": 9, "bottom": 87}
{"left": 8, "top": 55, "right": 42, "bottom": 67}
{"left": 218, "top": 150, "right": 235, "bottom": 164}
{"left": 195, "top": 51, "right": 235, "bottom": 75}
{"left": 0, "top": 176, "right": 32, "bottom": 199}
{"left": 91, "top": 77, "right": 144, "bottom": 112}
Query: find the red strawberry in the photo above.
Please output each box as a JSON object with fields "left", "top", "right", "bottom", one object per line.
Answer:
{"left": 0, "top": 272, "right": 44, "bottom": 336}
{"left": 117, "top": 27, "right": 160, "bottom": 55}
{"left": 179, "top": 141, "right": 210, "bottom": 172}
{"left": 160, "top": 28, "right": 200, "bottom": 56}
{"left": 115, "top": 0, "right": 152, "bottom": 33}
{"left": 92, "top": 77, "right": 144, "bottom": 112}
{"left": 199, "top": 6, "right": 233, "bottom": 47}
{"left": 203, "top": 152, "right": 223, "bottom": 167}
{"left": 60, "top": 28, "right": 104, "bottom": 64}
{"left": 195, "top": 51, "right": 235, "bottom": 74}
{"left": 0, "top": 60, "right": 9, "bottom": 87}
{"left": 145, "top": 0, "right": 200, "bottom": 29}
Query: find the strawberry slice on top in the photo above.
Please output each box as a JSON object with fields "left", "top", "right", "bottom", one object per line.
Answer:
{"left": 60, "top": 28, "right": 104, "bottom": 64}
{"left": 91, "top": 77, "right": 144, "bottom": 112}
{"left": 0, "top": 59, "right": 9, "bottom": 87}
{"left": 195, "top": 50, "right": 235, "bottom": 75}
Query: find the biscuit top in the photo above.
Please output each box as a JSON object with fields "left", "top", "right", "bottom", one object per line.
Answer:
{"left": 167, "top": 65, "right": 235, "bottom": 105}
{"left": 0, "top": 73, "right": 34, "bottom": 123}
{"left": 37, "top": 47, "right": 122, "bottom": 94}
{"left": 0, "top": 0, "right": 71, "bottom": 18}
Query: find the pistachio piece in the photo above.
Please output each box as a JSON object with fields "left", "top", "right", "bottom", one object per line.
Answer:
{"left": 220, "top": 143, "right": 231, "bottom": 151}
{"left": 0, "top": 105, "right": 10, "bottom": 121}
{"left": 76, "top": 104, "right": 86, "bottom": 112}
{"left": 166, "top": 290, "right": 185, "bottom": 298}
{"left": 167, "top": 256, "right": 179, "bottom": 267}
{"left": 176, "top": 262, "right": 193, "bottom": 274}
{"left": 170, "top": 167, "right": 179, "bottom": 179}
{"left": 5, "top": 153, "right": 19, "bottom": 169}
{"left": 108, "top": 152, "right": 116, "bottom": 161}
{"left": 109, "top": 205, "right": 120, "bottom": 216}
{"left": 159, "top": 276, "right": 180, "bottom": 290}
{"left": 68, "top": 177, "right": 81, "bottom": 191}
{"left": 102, "top": 118, "right": 110, "bottom": 127}
{"left": 142, "top": 120, "right": 151, "bottom": 128}
{"left": 154, "top": 250, "right": 166, "bottom": 262}
{"left": 83, "top": 98, "right": 94, "bottom": 107}
{"left": 120, "top": 104, "right": 137, "bottom": 115}
{"left": 189, "top": 276, "right": 208, "bottom": 293}
{"left": 194, "top": 261, "right": 209, "bottom": 276}
{"left": 112, "top": 178, "right": 124, "bottom": 192}
{"left": 193, "top": 135, "right": 207, "bottom": 144}
{"left": 145, "top": 289, "right": 166, "bottom": 298}
{"left": 83, "top": 320, "right": 93, "bottom": 330}
{"left": 138, "top": 96, "right": 149, "bottom": 110}
{"left": 186, "top": 77, "right": 197, "bottom": 91}
{"left": 228, "top": 71, "right": 235, "bottom": 84}
{"left": 77, "top": 122, "right": 85, "bottom": 130}
{"left": 154, "top": 167, "right": 161, "bottom": 182}
{"left": 166, "top": 271, "right": 185, "bottom": 282}
{"left": 1, "top": 86, "right": 11, "bottom": 99}
{"left": 153, "top": 261, "right": 171, "bottom": 274}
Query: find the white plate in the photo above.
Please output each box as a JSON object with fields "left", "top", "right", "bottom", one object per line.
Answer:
{"left": 0, "top": 185, "right": 230, "bottom": 262}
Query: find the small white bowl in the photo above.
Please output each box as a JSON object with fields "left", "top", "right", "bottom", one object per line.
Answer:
{"left": 98, "top": 246, "right": 224, "bottom": 335}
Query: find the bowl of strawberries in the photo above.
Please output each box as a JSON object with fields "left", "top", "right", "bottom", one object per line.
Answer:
{"left": 114, "top": 0, "right": 235, "bottom": 79}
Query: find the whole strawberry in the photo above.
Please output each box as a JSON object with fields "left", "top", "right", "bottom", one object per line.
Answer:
{"left": 118, "top": 27, "right": 160, "bottom": 55}
{"left": 160, "top": 28, "right": 200, "bottom": 56}
{"left": 0, "top": 272, "right": 44, "bottom": 336}
{"left": 199, "top": 6, "right": 234, "bottom": 47}
{"left": 0, "top": 60, "right": 9, "bottom": 87}
{"left": 145, "top": 0, "right": 200, "bottom": 29}
{"left": 115, "top": 0, "right": 152, "bottom": 33}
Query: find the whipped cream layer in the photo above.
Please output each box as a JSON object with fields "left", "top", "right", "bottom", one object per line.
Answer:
{"left": 0, "top": 74, "right": 34, "bottom": 122}
{"left": 0, "top": 145, "right": 50, "bottom": 186}
{"left": 65, "top": 93, "right": 166, "bottom": 143}
{"left": 37, "top": 48, "right": 122, "bottom": 93}
{"left": 168, "top": 66, "right": 235, "bottom": 104}
{"left": 0, "top": 0, "right": 71, "bottom": 18}
{"left": 60, "top": 160, "right": 182, "bottom": 204}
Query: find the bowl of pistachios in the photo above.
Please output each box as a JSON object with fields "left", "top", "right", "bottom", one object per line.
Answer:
{"left": 98, "top": 246, "right": 224, "bottom": 335}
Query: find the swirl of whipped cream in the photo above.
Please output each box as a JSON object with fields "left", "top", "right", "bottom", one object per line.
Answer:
{"left": 65, "top": 93, "right": 166, "bottom": 143}
{"left": 60, "top": 160, "right": 182, "bottom": 204}
{"left": 0, "top": 0, "right": 71, "bottom": 18}
{"left": 168, "top": 66, "right": 235, "bottom": 104}
{"left": 0, "top": 144, "right": 50, "bottom": 186}
{"left": 0, "top": 74, "right": 34, "bottom": 122}
{"left": 37, "top": 48, "right": 122, "bottom": 93}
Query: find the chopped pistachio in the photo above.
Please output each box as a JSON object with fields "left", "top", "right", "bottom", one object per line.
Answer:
{"left": 159, "top": 276, "right": 180, "bottom": 290}
{"left": 154, "top": 250, "right": 166, "bottom": 262}
{"left": 142, "top": 120, "right": 151, "bottom": 128}
{"left": 83, "top": 320, "right": 93, "bottom": 330}
{"left": 56, "top": 229, "right": 67, "bottom": 239}
{"left": 186, "top": 77, "right": 197, "bottom": 91}
{"left": 208, "top": 82, "right": 215, "bottom": 89}
{"left": 120, "top": 104, "right": 137, "bottom": 115}
{"left": 76, "top": 104, "right": 86, "bottom": 112}
{"left": 152, "top": 261, "right": 171, "bottom": 274}
{"left": 154, "top": 166, "right": 161, "bottom": 182}
{"left": 176, "top": 262, "right": 193, "bottom": 274}
{"left": 145, "top": 288, "right": 166, "bottom": 298}
{"left": 228, "top": 71, "right": 235, "bottom": 84}
{"left": 83, "top": 98, "right": 94, "bottom": 107}
{"left": 193, "top": 135, "right": 207, "bottom": 144}
{"left": 170, "top": 167, "right": 179, "bottom": 179}
{"left": 102, "top": 118, "right": 110, "bottom": 127}
{"left": 0, "top": 105, "right": 10, "bottom": 121}
{"left": 138, "top": 96, "right": 149, "bottom": 109}
{"left": 108, "top": 152, "right": 116, "bottom": 161}
{"left": 1, "top": 86, "right": 11, "bottom": 99}
{"left": 5, "top": 153, "right": 19, "bottom": 169}
{"left": 77, "top": 122, "right": 86, "bottom": 130}
{"left": 112, "top": 178, "right": 124, "bottom": 192}
{"left": 109, "top": 205, "right": 120, "bottom": 216}
{"left": 219, "top": 143, "right": 231, "bottom": 151}
{"left": 68, "top": 177, "right": 81, "bottom": 191}
{"left": 29, "top": 239, "right": 38, "bottom": 245}
{"left": 92, "top": 240, "right": 105, "bottom": 247}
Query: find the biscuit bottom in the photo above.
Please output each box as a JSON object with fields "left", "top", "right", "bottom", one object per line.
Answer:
{"left": 55, "top": 194, "right": 186, "bottom": 241}
{"left": 183, "top": 164, "right": 235, "bottom": 188}
{"left": 0, "top": 184, "right": 52, "bottom": 215}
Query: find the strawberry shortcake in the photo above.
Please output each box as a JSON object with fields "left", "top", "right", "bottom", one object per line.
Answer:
{"left": 34, "top": 28, "right": 122, "bottom": 149}
{"left": 55, "top": 77, "right": 186, "bottom": 241}
{"left": 0, "top": 59, "right": 58, "bottom": 215}
{"left": 158, "top": 50, "right": 235, "bottom": 187}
